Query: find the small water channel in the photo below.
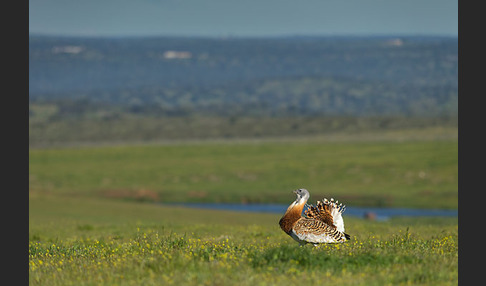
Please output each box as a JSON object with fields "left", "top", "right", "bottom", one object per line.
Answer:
{"left": 164, "top": 203, "right": 458, "bottom": 220}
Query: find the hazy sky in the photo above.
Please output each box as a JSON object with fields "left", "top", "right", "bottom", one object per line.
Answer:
{"left": 29, "top": 0, "right": 458, "bottom": 37}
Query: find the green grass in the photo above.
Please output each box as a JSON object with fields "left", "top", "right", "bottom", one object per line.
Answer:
{"left": 29, "top": 138, "right": 458, "bottom": 284}
{"left": 29, "top": 196, "right": 458, "bottom": 285}
{"left": 30, "top": 139, "right": 457, "bottom": 209}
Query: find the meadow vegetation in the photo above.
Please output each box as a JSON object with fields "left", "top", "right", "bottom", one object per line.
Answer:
{"left": 29, "top": 135, "right": 458, "bottom": 285}
{"left": 30, "top": 136, "right": 457, "bottom": 209}
{"left": 29, "top": 196, "right": 457, "bottom": 285}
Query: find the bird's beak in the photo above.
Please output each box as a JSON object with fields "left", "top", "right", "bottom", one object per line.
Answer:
{"left": 293, "top": 189, "right": 298, "bottom": 195}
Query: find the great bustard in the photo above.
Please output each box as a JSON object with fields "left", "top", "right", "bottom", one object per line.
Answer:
{"left": 279, "top": 188, "right": 350, "bottom": 245}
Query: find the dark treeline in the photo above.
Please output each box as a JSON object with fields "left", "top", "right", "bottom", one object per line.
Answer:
{"left": 29, "top": 35, "right": 457, "bottom": 145}
{"left": 30, "top": 35, "right": 457, "bottom": 118}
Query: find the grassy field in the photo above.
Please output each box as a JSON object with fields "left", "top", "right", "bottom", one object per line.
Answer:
{"left": 29, "top": 196, "right": 458, "bottom": 285}
{"left": 29, "top": 136, "right": 458, "bottom": 209}
{"left": 29, "top": 135, "right": 458, "bottom": 285}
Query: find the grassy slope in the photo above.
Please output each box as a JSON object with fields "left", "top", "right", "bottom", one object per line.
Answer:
{"left": 29, "top": 196, "right": 458, "bottom": 285}
{"left": 29, "top": 112, "right": 458, "bottom": 147}
{"left": 30, "top": 138, "right": 458, "bottom": 209}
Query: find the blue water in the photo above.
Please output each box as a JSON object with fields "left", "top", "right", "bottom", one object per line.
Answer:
{"left": 164, "top": 203, "right": 457, "bottom": 220}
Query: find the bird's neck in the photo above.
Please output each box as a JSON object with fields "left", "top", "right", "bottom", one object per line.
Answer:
{"left": 279, "top": 200, "right": 306, "bottom": 234}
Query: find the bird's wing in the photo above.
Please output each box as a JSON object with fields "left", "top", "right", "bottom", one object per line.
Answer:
{"left": 304, "top": 201, "right": 335, "bottom": 227}
{"left": 292, "top": 218, "right": 346, "bottom": 243}
{"left": 304, "top": 198, "right": 346, "bottom": 232}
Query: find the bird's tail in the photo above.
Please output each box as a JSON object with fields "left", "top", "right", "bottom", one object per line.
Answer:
{"left": 306, "top": 198, "right": 346, "bottom": 233}
{"left": 324, "top": 198, "right": 346, "bottom": 233}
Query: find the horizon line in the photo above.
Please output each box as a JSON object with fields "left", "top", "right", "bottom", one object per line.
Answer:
{"left": 29, "top": 32, "right": 458, "bottom": 39}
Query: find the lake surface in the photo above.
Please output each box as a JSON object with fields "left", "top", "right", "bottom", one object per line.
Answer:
{"left": 164, "top": 203, "right": 458, "bottom": 220}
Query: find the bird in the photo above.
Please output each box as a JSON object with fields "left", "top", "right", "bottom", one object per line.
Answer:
{"left": 279, "top": 188, "right": 350, "bottom": 246}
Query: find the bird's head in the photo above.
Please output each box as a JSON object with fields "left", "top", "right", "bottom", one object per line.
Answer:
{"left": 293, "top": 188, "right": 310, "bottom": 204}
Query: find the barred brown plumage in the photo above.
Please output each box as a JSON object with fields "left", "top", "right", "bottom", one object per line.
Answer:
{"left": 279, "top": 188, "right": 350, "bottom": 246}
